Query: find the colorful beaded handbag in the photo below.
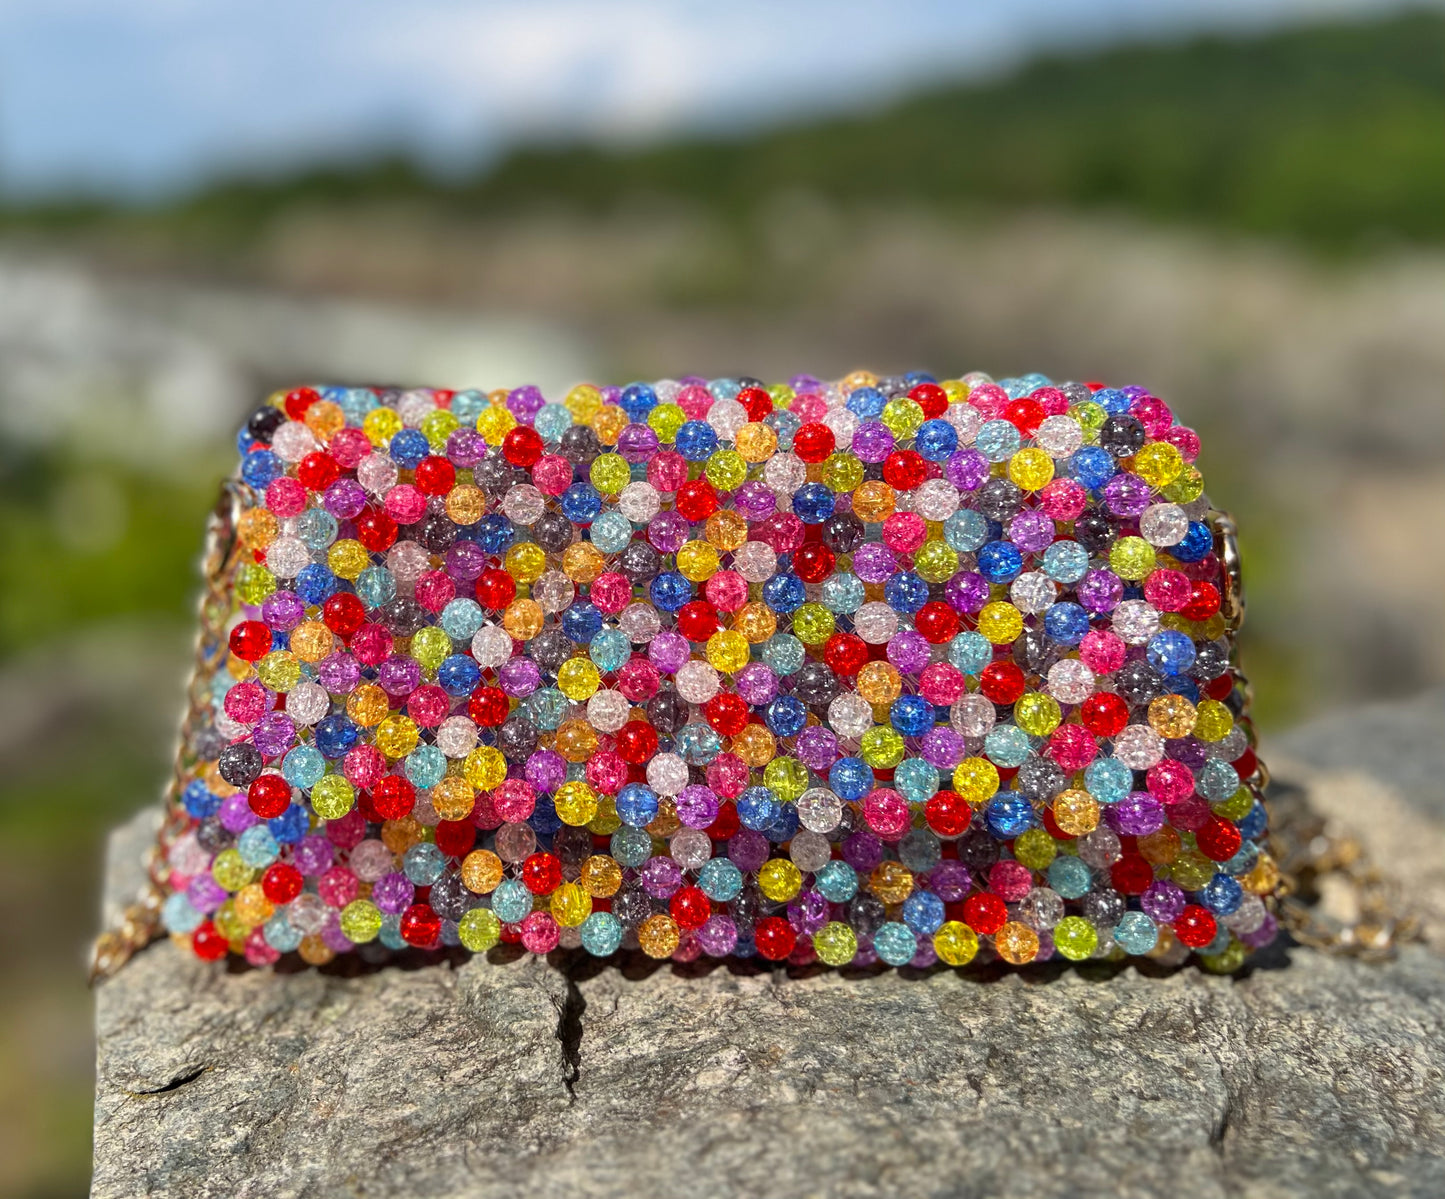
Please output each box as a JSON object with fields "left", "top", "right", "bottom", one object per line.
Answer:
{"left": 92, "top": 370, "right": 1283, "bottom": 979}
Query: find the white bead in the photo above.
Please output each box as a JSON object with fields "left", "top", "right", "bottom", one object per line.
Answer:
{"left": 951, "top": 694, "right": 997, "bottom": 738}
{"left": 472, "top": 625, "right": 513, "bottom": 668}
{"left": 436, "top": 715, "right": 479, "bottom": 757}
{"left": 763, "top": 453, "right": 807, "bottom": 497}
{"left": 1035, "top": 415, "right": 1083, "bottom": 458}
{"left": 285, "top": 682, "right": 329, "bottom": 726}
{"left": 913, "top": 477, "right": 960, "bottom": 521}
{"left": 1046, "top": 659, "right": 1095, "bottom": 705}
{"left": 533, "top": 571, "right": 574, "bottom": 614}
{"left": 265, "top": 536, "right": 310, "bottom": 579}
{"left": 1112, "top": 599, "right": 1160, "bottom": 645}
{"left": 646, "top": 752, "right": 689, "bottom": 796}
{"left": 619, "top": 603, "right": 661, "bottom": 643}
{"left": 618, "top": 482, "right": 661, "bottom": 523}
{"left": 797, "top": 787, "right": 843, "bottom": 834}
{"left": 357, "top": 454, "right": 397, "bottom": 496}
{"left": 669, "top": 828, "right": 712, "bottom": 869}
{"left": 1010, "top": 571, "right": 1057, "bottom": 615}
{"left": 271, "top": 421, "right": 316, "bottom": 463}
{"left": 733, "top": 541, "right": 777, "bottom": 583}
{"left": 707, "top": 399, "right": 748, "bottom": 439}
{"left": 789, "top": 830, "right": 832, "bottom": 873}
{"left": 675, "top": 661, "right": 720, "bottom": 704}
{"left": 502, "top": 484, "right": 546, "bottom": 525}
{"left": 1113, "top": 724, "right": 1165, "bottom": 769}
{"left": 828, "top": 693, "right": 874, "bottom": 739}
{"left": 1140, "top": 503, "right": 1188, "bottom": 547}
{"left": 586, "top": 690, "right": 630, "bottom": 734}
{"left": 854, "top": 601, "right": 899, "bottom": 644}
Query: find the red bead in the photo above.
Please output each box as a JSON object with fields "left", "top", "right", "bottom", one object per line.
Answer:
{"left": 475, "top": 568, "right": 517, "bottom": 610}
{"left": 434, "top": 820, "right": 476, "bottom": 858}
{"left": 963, "top": 892, "right": 1007, "bottom": 936}
{"left": 1182, "top": 580, "right": 1222, "bottom": 623}
{"left": 229, "top": 620, "right": 272, "bottom": 662}
{"left": 262, "top": 862, "right": 304, "bottom": 905}
{"left": 297, "top": 451, "right": 340, "bottom": 493}
{"left": 400, "top": 903, "right": 442, "bottom": 949}
{"left": 913, "top": 601, "right": 960, "bottom": 645}
{"left": 468, "top": 686, "right": 510, "bottom": 727}
{"left": 355, "top": 507, "right": 398, "bottom": 553}
{"left": 502, "top": 426, "right": 544, "bottom": 467}
{"left": 792, "top": 422, "right": 836, "bottom": 464}
{"left": 284, "top": 388, "right": 321, "bottom": 420}
{"left": 670, "top": 885, "right": 711, "bottom": 931}
{"left": 925, "top": 790, "right": 970, "bottom": 837}
{"left": 706, "top": 801, "right": 740, "bottom": 842}
{"left": 882, "top": 450, "right": 927, "bottom": 491}
{"left": 793, "top": 542, "right": 836, "bottom": 584}
{"left": 1232, "top": 746, "right": 1258, "bottom": 779}
{"left": 754, "top": 915, "right": 796, "bottom": 961}
{"left": 1205, "top": 674, "right": 1236, "bottom": 702}
{"left": 909, "top": 382, "right": 948, "bottom": 418}
{"left": 322, "top": 592, "right": 366, "bottom": 637}
{"left": 823, "top": 633, "right": 869, "bottom": 676}
{"left": 1196, "top": 816, "right": 1244, "bottom": 863}
{"left": 1041, "top": 804, "right": 1074, "bottom": 841}
{"left": 616, "top": 720, "right": 659, "bottom": 764}
{"left": 414, "top": 455, "right": 456, "bottom": 496}
{"left": 371, "top": 775, "right": 416, "bottom": 820}
{"left": 675, "top": 478, "right": 719, "bottom": 522}
{"left": 1004, "top": 398, "right": 1045, "bottom": 435}
{"left": 1173, "top": 904, "right": 1218, "bottom": 949}
{"left": 737, "top": 387, "right": 773, "bottom": 423}
{"left": 192, "top": 921, "right": 231, "bottom": 961}
{"left": 704, "top": 692, "right": 750, "bottom": 736}
{"left": 979, "top": 660, "right": 1027, "bottom": 705}
{"left": 676, "top": 601, "right": 719, "bottom": 642}
{"left": 247, "top": 774, "right": 292, "bottom": 819}
{"left": 1110, "top": 853, "right": 1154, "bottom": 895}
{"left": 522, "top": 852, "right": 562, "bottom": 895}
{"left": 1080, "top": 691, "right": 1130, "bottom": 738}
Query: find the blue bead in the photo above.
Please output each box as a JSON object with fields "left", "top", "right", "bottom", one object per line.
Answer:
{"left": 1069, "top": 446, "right": 1116, "bottom": 490}
{"left": 314, "top": 715, "right": 359, "bottom": 759}
{"left": 437, "top": 655, "right": 481, "bottom": 696}
{"left": 589, "top": 628, "right": 631, "bottom": 672}
{"left": 589, "top": 511, "right": 633, "bottom": 554}
{"left": 763, "top": 803, "right": 799, "bottom": 843}
{"left": 1042, "top": 540, "right": 1089, "bottom": 584}
{"left": 698, "top": 858, "right": 743, "bottom": 902}
{"left": 884, "top": 572, "right": 929, "bottom": 614}
{"left": 560, "top": 483, "right": 602, "bottom": 523}
{"left": 616, "top": 782, "right": 659, "bottom": 828}
{"left": 474, "top": 515, "right": 516, "bottom": 554}
{"left": 1114, "top": 910, "right": 1159, "bottom": 955}
{"left": 948, "top": 631, "right": 993, "bottom": 675}
{"left": 529, "top": 794, "right": 563, "bottom": 836}
{"left": 977, "top": 540, "right": 1024, "bottom": 584}
{"left": 983, "top": 725, "right": 1031, "bottom": 769}
{"left": 904, "top": 370, "right": 937, "bottom": 386}
{"left": 1173, "top": 521, "right": 1214, "bottom": 562}
{"left": 182, "top": 781, "right": 221, "bottom": 819}
{"left": 404, "top": 843, "right": 447, "bottom": 885}
{"left": 944, "top": 509, "right": 990, "bottom": 552}
{"left": 985, "top": 792, "right": 1036, "bottom": 838}
{"left": 405, "top": 745, "right": 447, "bottom": 790}
{"left": 976, "top": 419, "right": 1021, "bottom": 462}
{"left": 792, "top": 482, "right": 836, "bottom": 524}
{"left": 241, "top": 449, "right": 282, "bottom": 488}
{"left": 814, "top": 859, "right": 859, "bottom": 903}
{"left": 1238, "top": 802, "right": 1269, "bottom": 840}
{"left": 915, "top": 419, "right": 958, "bottom": 461}
{"left": 491, "top": 879, "right": 533, "bottom": 924}
{"left": 649, "top": 572, "right": 693, "bottom": 612}
{"left": 1044, "top": 602, "right": 1090, "bottom": 646}
{"left": 894, "top": 758, "right": 940, "bottom": 804}
{"left": 890, "top": 695, "right": 935, "bottom": 737}
{"left": 1166, "top": 676, "right": 1201, "bottom": 702}
{"left": 267, "top": 804, "right": 310, "bottom": 844}
{"left": 675, "top": 420, "right": 718, "bottom": 461}
{"left": 1094, "top": 388, "right": 1133, "bottom": 414}
{"left": 902, "top": 891, "right": 946, "bottom": 935}
{"left": 830, "top": 757, "right": 874, "bottom": 801}
{"left": 1084, "top": 756, "right": 1133, "bottom": 804}
{"left": 611, "top": 827, "right": 652, "bottom": 867}
{"left": 1048, "top": 855, "right": 1092, "bottom": 899}
{"left": 281, "top": 745, "right": 325, "bottom": 789}
{"left": 578, "top": 912, "right": 623, "bottom": 957}
{"left": 265, "top": 912, "right": 305, "bottom": 953}
{"left": 619, "top": 383, "right": 658, "bottom": 422}
{"left": 737, "top": 787, "right": 781, "bottom": 831}
{"left": 762, "top": 573, "right": 806, "bottom": 614}
{"left": 1197, "top": 760, "right": 1241, "bottom": 802}
{"left": 356, "top": 566, "right": 396, "bottom": 609}
{"left": 295, "top": 563, "right": 337, "bottom": 605}
{"left": 873, "top": 922, "right": 919, "bottom": 967}
{"left": 162, "top": 893, "right": 204, "bottom": 935}
{"left": 1147, "top": 630, "right": 1197, "bottom": 676}
{"left": 768, "top": 409, "right": 801, "bottom": 450}
{"left": 764, "top": 696, "right": 808, "bottom": 738}
{"left": 389, "top": 428, "right": 430, "bottom": 468}
{"left": 1200, "top": 873, "right": 1244, "bottom": 916}
{"left": 846, "top": 387, "right": 886, "bottom": 419}
{"left": 561, "top": 602, "right": 604, "bottom": 643}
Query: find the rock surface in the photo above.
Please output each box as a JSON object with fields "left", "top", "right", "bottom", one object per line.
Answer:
{"left": 93, "top": 693, "right": 1445, "bottom": 1199}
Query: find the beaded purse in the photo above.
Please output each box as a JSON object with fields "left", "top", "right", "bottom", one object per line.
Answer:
{"left": 93, "top": 371, "right": 1281, "bottom": 978}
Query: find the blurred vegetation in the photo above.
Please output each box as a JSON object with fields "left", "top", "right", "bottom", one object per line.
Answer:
{"left": 4, "top": 11, "right": 1443, "bottom": 258}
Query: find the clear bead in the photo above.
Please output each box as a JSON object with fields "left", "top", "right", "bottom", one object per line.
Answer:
{"left": 646, "top": 752, "right": 689, "bottom": 796}
{"left": 619, "top": 603, "right": 661, "bottom": 644}
{"left": 618, "top": 482, "right": 661, "bottom": 523}
{"left": 828, "top": 693, "right": 875, "bottom": 740}
{"left": 1009, "top": 571, "right": 1056, "bottom": 615}
{"left": 586, "top": 690, "right": 630, "bottom": 734}
{"left": 676, "top": 661, "right": 721, "bottom": 704}
{"left": 1140, "top": 503, "right": 1188, "bottom": 547}
{"left": 436, "top": 715, "right": 479, "bottom": 757}
{"left": 854, "top": 601, "right": 899, "bottom": 644}
{"left": 732, "top": 541, "right": 777, "bottom": 583}
{"left": 502, "top": 484, "right": 546, "bottom": 525}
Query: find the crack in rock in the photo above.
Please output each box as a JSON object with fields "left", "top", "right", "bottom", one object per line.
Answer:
{"left": 124, "top": 1065, "right": 210, "bottom": 1098}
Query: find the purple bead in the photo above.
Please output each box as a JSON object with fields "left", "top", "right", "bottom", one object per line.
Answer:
{"left": 617, "top": 423, "right": 660, "bottom": 464}
{"left": 909, "top": 940, "right": 939, "bottom": 969}
{"left": 378, "top": 655, "right": 421, "bottom": 698}
{"left": 1142, "top": 879, "right": 1186, "bottom": 923}
{"left": 1008, "top": 509, "right": 1055, "bottom": 554}
{"left": 926, "top": 859, "right": 973, "bottom": 901}
{"left": 696, "top": 914, "right": 738, "bottom": 957}
{"left": 946, "top": 449, "right": 989, "bottom": 491}
{"left": 787, "top": 889, "right": 829, "bottom": 935}
{"left": 733, "top": 481, "right": 776, "bottom": 520}
{"left": 1165, "top": 736, "right": 1209, "bottom": 769}
{"left": 1077, "top": 568, "right": 1124, "bottom": 613}
{"left": 372, "top": 871, "right": 415, "bottom": 915}
{"left": 1109, "top": 790, "right": 1165, "bottom": 836}
{"left": 843, "top": 830, "right": 885, "bottom": 872}
{"left": 647, "top": 510, "right": 689, "bottom": 553}
{"left": 318, "top": 651, "right": 361, "bottom": 694}
{"left": 446, "top": 428, "right": 488, "bottom": 468}
{"left": 790, "top": 374, "right": 823, "bottom": 394}
{"left": 734, "top": 662, "right": 778, "bottom": 706}
{"left": 852, "top": 942, "right": 880, "bottom": 967}
{"left": 294, "top": 834, "right": 335, "bottom": 876}
{"left": 1121, "top": 384, "right": 1149, "bottom": 399}
{"left": 640, "top": 856, "right": 683, "bottom": 899}
{"left": 920, "top": 727, "right": 965, "bottom": 769}
{"left": 499, "top": 657, "right": 541, "bottom": 697}
{"left": 1104, "top": 472, "right": 1152, "bottom": 519}
{"left": 886, "top": 629, "right": 931, "bottom": 675}
{"left": 507, "top": 385, "right": 545, "bottom": 423}
{"left": 321, "top": 918, "right": 353, "bottom": 953}
{"left": 852, "top": 421, "right": 894, "bottom": 463}
{"left": 852, "top": 542, "right": 897, "bottom": 584}
{"left": 599, "top": 385, "right": 623, "bottom": 405}
{"left": 648, "top": 632, "right": 690, "bottom": 675}
{"left": 794, "top": 726, "right": 839, "bottom": 772}
{"left": 445, "top": 540, "right": 487, "bottom": 583}
{"left": 262, "top": 590, "right": 305, "bottom": 632}
{"left": 676, "top": 785, "right": 719, "bottom": 829}
{"left": 187, "top": 874, "right": 227, "bottom": 914}
{"left": 727, "top": 829, "right": 770, "bottom": 873}
{"left": 1239, "top": 912, "right": 1278, "bottom": 949}
{"left": 252, "top": 713, "right": 297, "bottom": 758}
{"left": 945, "top": 572, "right": 990, "bottom": 614}
{"left": 219, "top": 791, "right": 261, "bottom": 834}
{"left": 525, "top": 750, "right": 566, "bottom": 793}
{"left": 1034, "top": 929, "right": 1057, "bottom": 962}
{"left": 323, "top": 477, "right": 367, "bottom": 520}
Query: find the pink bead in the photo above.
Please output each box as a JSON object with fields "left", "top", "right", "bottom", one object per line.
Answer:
{"left": 326, "top": 808, "right": 368, "bottom": 850}
{"left": 967, "top": 383, "right": 1009, "bottom": 419}
{"left": 882, "top": 511, "right": 927, "bottom": 553}
{"left": 223, "top": 680, "right": 269, "bottom": 725}
{"left": 704, "top": 570, "right": 749, "bottom": 612}
{"left": 705, "top": 753, "right": 749, "bottom": 799}
{"left": 585, "top": 750, "right": 629, "bottom": 794}
{"left": 1147, "top": 759, "right": 1196, "bottom": 805}
{"left": 590, "top": 572, "right": 632, "bottom": 614}
{"left": 616, "top": 656, "right": 660, "bottom": 702}
{"left": 318, "top": 867, "right": 360, "bottom": 908}
{"left": 494, "top": 779, "right": 536, "bottom": 823}
{"left": 1144, "top": 568, "right": 1191, "bottom": 612}
{"left": 408, "top": 684, "right": 450, "bottom": 728}
{"left": 1038, "top": 478, "right": 1088, "bottom": 521}
{"left": 1079, "top": 629, "right": 1127, "bottom": 675}
{"left": 532, "top": 454, "right": 572, "bottom": 495}
{"left": 343, "top": 744, "right": 387, "bottom": 790}
{"left": 863, "top": 789, "right": 910, "bottom": 841}
{"left": 1031, "top": 386, "right": 1070, "bottom": 416}
{"left": 989, "top": 860, "right": 1033, "bottom": 902}
{"left": 646, "top": 450, "right": 688, "bottom": 493}
{"left": 383, "top": 483, "right": 427, "bottom": 524}
{"left": 919, "top": 662, "right": 966, "bottom": 705}
{"left": 1132, "top": 395, "right": 1173, "bottom": 439}
{"left": 330, "top": 426, "right": 373, "bottom": 468}
{"left": 790, "top": 393, "right": 826, "bottom": 421}
{"left": 677, "top": 384, "right": 713, "bottom": 420}
{"left": 1164, "top": 425, "right": 1201, "bottom": 463}
{"left": 521, "top": 911, "right": 560, "bottom": 954}
{"left": 265, "top": 476, "right": 307, "bottom": 518}
{"left": 414, "top": 570, "right": 456, "bottom": 613}
{"left": 351, "top": 624, "right": 394, "bottom": 667}
{"left": 244, "top": 927, "right": 282, "bottom": 967}
{"left": 1048, "top": 724, "right": 1099, "bottom": 773}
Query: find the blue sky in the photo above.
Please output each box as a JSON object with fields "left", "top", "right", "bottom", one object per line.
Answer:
{"left": 0, "top": 0, "right": 1426, "bottom": 197}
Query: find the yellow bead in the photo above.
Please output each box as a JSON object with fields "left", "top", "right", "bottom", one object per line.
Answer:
{"left": 637, "top": 913, "right": 680, "bottom": 959}
{"left": 1162, "top": 464, "right": 1205, "bottom": 505}
{"left": 1242, "top": 851, "right": 1282, "bottom": 896}
{"left": 562, "top": 541, "right": 606, "bottom": 584}
{"left": 311, "top": 774, "right": 355, "bottom": 819}
{"left": 1014, "top": 827, "right": 1058, "bottom": 870}
{"left": 880, "top": 397, "right": 925, "bottom": 439}
{"left": 340, "top": 899, "right": 383, "bottom": 943}
{"left": 556, "top": 657, "right": 602, "bottom": 701}
{"left": 504, "top": 543, "right": 547, "bottom": 584}
{"left": 502, "top": 597, "right": 544, "bottom": 640}
{"left": 554, "top": 780, "right": 599, "bottom": 826}
{"left": 814, "top": 922, "right": 858, "bottom": 966}
{"left": 934, "top": 920, "right": 979, "bottom": 966}
{"left": 431, "top": 775, "right": 475, "bottom": 821}
{"left": 735, "top": 422, "right": 778, "bottom": 463}
{"left": 590, "top": 454, "right": 631, "bottom": 495}
{"left": 706, "top": 629, "right": 751, "bottom": 673}
{"left": 821, "top": 452, "right": 864, "bottom": 493}
{"left": 704, "top": 510, "right": 749, "bottom": 551}
{"left": 256, "top": 650, "right": 301, "bottom": 693}
{"left": 235, "top": 562, "right": 277, "bottom": 606}
{"left": 326, "top": 539, "right": 370, "bottom": 581}
{"left": 758, "top": 858, "right": 803, "bottom": 902}
{"left": 869, "top": 859, "right": 914, "bottom": 904}
{"left": 1213, "top": 786, "right": 1254, "bottom": 822}
{"left": 1007, "top": 447, "right": 1055, "bottom": 491}
{"left": 445, "top": 484, "right": 485, "bottom": 525}
{"left": 550, "top": 882, "right": 593, "bottom": 927}
{"left": 212, "top": 902, "right": 245, "bottom": 945}
{"left": 1193, "top": 699, "right": 1234, "bottom": 742}
{"left": 588, "top": 794, "right": 622, "bottom": 836}
{"left": 995, "top": 921, "right": 1040, "bottom": 965}
{"left": 762, "top": 756, "right": 808, "bottom": 802}
{"left": 1148, "top": 694, "right": 1197, "bottom": 739}
{"left": 914, "top": 540, "right": 959, "bottom": 584}
{"left": 1110, "top": 536, "right": 1156, "bottom": 581}
{"left": 791, "top": 603, "right": 835, "bottom": 646}
{"left": 347, "top": 683, "right": 390, "bottom": 727}
{"left": 1014, "top": 692, "right": 1062, "bottom": 737}
{"left": 732, "top": 602, "right": 777, "bottom": 644}
{"left": 677, "top": 540, "right": 720, "bottom": 582}
{"left": 463, "top": 746, "right": 507, "bottom": 791}
{"left": 363, "top": 406, "right": 403, "bottom": 447}
{"left": 647, "top": 403, "right": 687, "bottom": 442}
{"left": 1133, "top": 441, "right": 1185, "bottom": 488}
{"left": 1171, "top": 850, "right": 1216, "bottom": 891}
{"left": 211, "top": 848, "right": 254, "bottom": 892}
{"left": 860, "top": 726, "right": 905, "bottom": 769}
{"left": 555, "top": 718, "right": 599, "bottom": 762}
{"left": 475, "top": 404, "right": 517, "bottom": 444}
{"left": 954, "top": 757, "right": 1001, "bottom": 805}
{"left": 857, "top": 661, "right": 902, "bottom": 705}
{"left": 565, "top": 384, "right": 604, "bottom": 422}
{"left": 411, "top": 626, "right": 452, "bottom": 671}
{"left": 1052, "top": 789, "right": 1100, "bottom": 835}
{"left": 458, "top": 908, "right": 501, "bottom": 952}
{"left": 579, "top": 854, "right": 623, "bottom": 897}
{"left": 852, "top": 480, "right": 896, "bottom": 522}
{"left": 375, "top": 715, "right": 419, "bottom": 760}
{"left": 461, "top": 849, "right": 504, "bottom": 893}
{"left": 704, "top": 449, "right": 747, "bottom": 491}
{"left": 977, "top": 601, "right": 1024, "bottom": 645}
{"left": 420, "top": 408, "right": 459, "bottom": 450}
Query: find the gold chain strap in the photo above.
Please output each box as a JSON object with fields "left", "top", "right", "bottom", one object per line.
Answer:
{"left": 89, "top": 480, "right": 245, "bottom": 984}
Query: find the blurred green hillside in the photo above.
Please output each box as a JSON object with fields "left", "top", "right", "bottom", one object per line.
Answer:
{"left": 7, "top": 10, "right": 1444, "bottom": 255}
